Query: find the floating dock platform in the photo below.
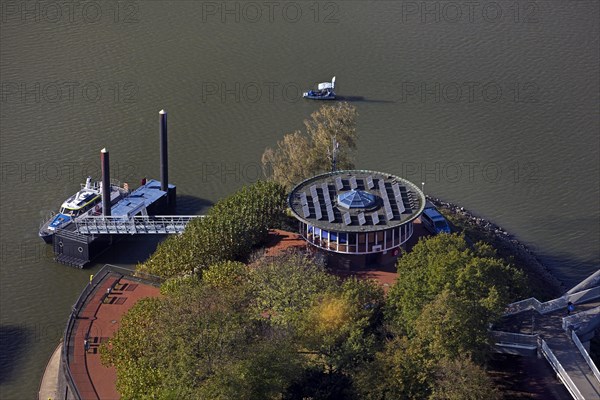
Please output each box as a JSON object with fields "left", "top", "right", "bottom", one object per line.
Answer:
{"left": 49, "top": 110, "right": 181, "bottom": 268}
{"left": 53, "top": 180, "right": 176, "bottom": 268}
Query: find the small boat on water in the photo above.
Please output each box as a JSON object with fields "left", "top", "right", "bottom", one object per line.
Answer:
{"left": 303, "top": 76, "right": 336, "bottom": 100}
{"left": 38, "top": 177, "right": 127, "bottom": 243}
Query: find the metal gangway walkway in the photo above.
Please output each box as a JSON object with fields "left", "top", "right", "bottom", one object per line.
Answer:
{"left": 74, "top": 215, "right": 204, "bottom": 235}
{"left": 491, "top": 269, "right": 600, "bottom": 400}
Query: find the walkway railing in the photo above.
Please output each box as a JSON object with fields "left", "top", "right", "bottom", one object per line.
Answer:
{"left": 568, "top": 270, "right": 600, "bottom": 295}
{"left": 102, "top": 264, "right": 164, "bottom": 287}
{"left": 567, "top": 286, "right": 600, "bottom": 307}
{"left": 74, "top": 215, "right": 203, "bottom": 235}
{"left": 570, "top": 329, "right": 600, "bottom": 384}
{"left": 540, "top": 338, "right": 585, "bottom": 400}
{"left": 504, "top": 297, "right": 566, "bottom": 316}
{"left": 562, "top": 305, "right": 600, "bottom": 331}
{"left": 62, "top": 267, "right": 112, "bottom": 400}
{"left": 497, "top": 268, "right": 600, "bottom": 399}
{"left": 504, "top": 286, "right": 600, "bottom": 317}
{"left": 62, "top": 265, "right": 163, "bottom": 400}
{"left": 490, "top": 330, "right": 538, "bottom": 347}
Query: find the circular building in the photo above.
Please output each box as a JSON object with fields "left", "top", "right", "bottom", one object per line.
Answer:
{"left": 288, "top": 170, "right": 426, "bottom": 268}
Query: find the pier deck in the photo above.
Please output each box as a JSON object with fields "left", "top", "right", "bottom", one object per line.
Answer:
{"left": 66, "top": 269, "right": 161, "bottom": 400}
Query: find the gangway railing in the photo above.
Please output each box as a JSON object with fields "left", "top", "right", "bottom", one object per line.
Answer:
{"left": 504, "top": 286, "right": 600, "bottom": 317}
{"left": 568, "top": 269, "right": 600, "bottom": 295}
{"left": 74, "top": 215, "right": 204, "bottom": 235}
{"left": 490, "top": 330, "right": 538, "bottom": 347}
{"left": 570, "top": 329, "right": 600, "bottom": 384}
{"left": 540, "top": 338, "right": 585, "bottom": 400}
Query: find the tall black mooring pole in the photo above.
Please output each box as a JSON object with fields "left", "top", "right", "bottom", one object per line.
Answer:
{"left": 101, "top": 148, "right": 111, "bottom": 216}
{"left": 159, "top": 110, "right": 169, "bottom": 204}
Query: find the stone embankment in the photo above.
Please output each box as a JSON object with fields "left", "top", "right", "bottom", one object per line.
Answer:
{"left": 427, "top": 196, "right": 564, "bottom": 297}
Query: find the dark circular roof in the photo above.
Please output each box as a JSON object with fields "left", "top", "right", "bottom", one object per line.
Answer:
{"left": 288, "top": 170, "right": 425, "bottom": 232}
{"left": 337, "top": 190, "right": 378, "bottom": 209}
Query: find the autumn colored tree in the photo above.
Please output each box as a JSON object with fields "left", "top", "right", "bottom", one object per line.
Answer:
{"left": 262, "top": 102, "right": 358, "bottom": 190}
{"left": 250, "top": 251, "right": 338, "bottom": 328}
{"left": 298, "top": 277, "right": 385, "bottom": 373}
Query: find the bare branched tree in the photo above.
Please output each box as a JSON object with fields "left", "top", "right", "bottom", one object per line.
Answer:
{"left": 262, "top": 102, "right": 358, "bottom": 190}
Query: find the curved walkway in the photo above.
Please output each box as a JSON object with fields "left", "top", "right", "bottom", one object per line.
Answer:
{"left": 67, "top": 273, "right": 161, "bottom": 400}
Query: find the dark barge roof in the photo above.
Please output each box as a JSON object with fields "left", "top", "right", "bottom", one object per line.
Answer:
{"left": 288, "top": 170, "right": 426, "bottom": 233}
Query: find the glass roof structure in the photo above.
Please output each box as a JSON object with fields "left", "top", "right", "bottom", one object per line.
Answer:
{"left": 337, "top": 190, "right": 377, "bottom": 209}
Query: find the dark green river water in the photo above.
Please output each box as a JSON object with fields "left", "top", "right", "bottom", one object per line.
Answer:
{"left": 1, "top": 1, "right": 598, "bottom": 398}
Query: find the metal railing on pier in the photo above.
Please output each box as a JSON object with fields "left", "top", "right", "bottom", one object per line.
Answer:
{"left": 74, "top": 215, "right": 204, "bottom": 235}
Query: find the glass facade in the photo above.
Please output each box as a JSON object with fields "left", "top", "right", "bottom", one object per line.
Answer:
{"left": 301, "top": 222, "right": 414, "bottom": 254}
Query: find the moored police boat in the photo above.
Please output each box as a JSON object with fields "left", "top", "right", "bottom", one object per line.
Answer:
{"left": 38, "top": 177, "right": 128, "bottom": 243}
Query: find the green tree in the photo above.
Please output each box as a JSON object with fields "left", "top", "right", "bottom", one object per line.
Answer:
{"left": 100, "top": 297, "right": 167, "bottom": 399}
{"left": 299, "top": 278, "right": 385, "bottom": 373}
{"left": 250, "top": 251, "right": 338, "bottom": 328}
{"left": 353, "top": 336, "right": 430, "bottom": 400}
{"left": 102, "top": 282, "right": 257, "bottom": 399}
{"left": 378, "top": 233, "right": 525, "bottom": 398}
{"left": 429, "top": 355, "right": 501, "bottom": 400}
{"left": 196, "top": 331, "right": 303, "bottom": 400}
{"left": 386, "top": 233, "right": 525, "bottom": 336}
{"left": 284, "top": 368, "right": 357, "bottom": 400}
{"left": 202, "top": 260, "right": 249, "bottom": 288}
{"left": 137, "top": 180, "right": 287, "bottom": 279}
{"left": 262, "top": 102, "right": 358, "bottom": 190}
{"left": 160, "top": 274, "right": 200, "bottom": 296}
{"left": 412, "top": 290, "right": 491, "bottom": 364}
